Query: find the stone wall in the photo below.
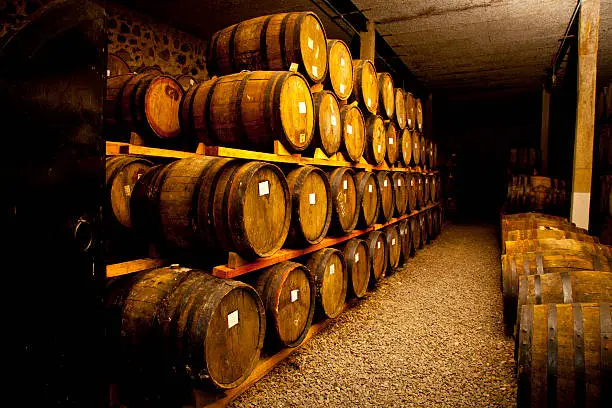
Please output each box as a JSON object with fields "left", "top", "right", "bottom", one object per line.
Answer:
{"left": 106, "top": 4, "right": 208, "bottom": 80}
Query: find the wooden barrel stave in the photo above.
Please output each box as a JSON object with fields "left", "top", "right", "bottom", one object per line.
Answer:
{"left": 395, "top": 88, "right": 406, "bottom": 130}
{"left": 354, "top": 171, "right": 380, "bottom": 228}
{"left": 325, "top": 39, "right": 353, "bottom": 100}
{"left": 386, "top": 122, "right": 399, "bottom": 166}
{"left": 350, "top": 59, "right": 378, "bottom": 115}
{"left": 307, "top": 248, "right": 347, "bottom": 319}
{"left": 106, "top": 156, "right": 153, "bottom": 229}
{"left": 340, "top": 104, "right": 366, "bottom": 162}
{"left": 411, "top": 131, "right": 421, "bottom": 166}
{"left": 410, "top": 216, "right": 421, "bottom": 250}
{"left": 312, "top": 90, "right": 342, "bottom": 156}
{"left": 385, "top": 225, "right": 401, "bottom": 271}
{"left": 505, "top": 238, "right": 612, "bottom": 260}
{"left": 400, "top": 128, "right": 412, "bottom": 167}
{"left": 405, "top": 92, "right": 416, "bottom": 130}
{"left": 328, "top": 167, "right": 358, "bottom": 235}
{"left": 377, "top": 72, "right": 395, "bottom": 119}
{"left": 364, "top": 114, "right": 386, "bottom": 165}
{"left": 376, "top": 170, "right": 395, "bottom": 223}
{"left": 343, "top": 238, "right": 369, "bottom": 298}
{"left": 392, "top": 172, "right": 408, "bottom": 216}
{"left": 365, "top": 231, "right": 387, "bottom": 286}
{"left": 398, "top": 219, "right": 412, "bottom": 263}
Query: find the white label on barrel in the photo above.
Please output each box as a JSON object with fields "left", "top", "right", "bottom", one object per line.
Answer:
{"left": 347, "top": 124, "right": 353, "bottom": 135}
{"left": 331, "top": 115, "right": 337, "bottom": 126}
{"left": 355, "top": 253, "right": 359, "bottom": 263}
{"left": 367, "top": 98, "right": 372, "bottom": 107}
{"left": 340, "top": 83, "right": 345, "bottom": 94}
{"left": 291, "top": 289, "right": 299, "bottom": 302}
{"left": 389, "top": 138, "right": 394, "bottom": 145}
{"left": 378, "top": 145, "right": 382, "bottom": 153}
{"left": 384, "top": 180, "right": 388, "bottom": 187}
{"left": 309, "top": 193, "right": 316, "bottom": 204}
{"left": 392, "top": 238, "right": 396, "bottom": 246}
{"left": 343, "top": 180, "right": 348, "bottom": 190}
{"left": 259, "top": 180, "right": 269, "bottom": 196}
{"left": 368, "top": 184, "right": 373, "bottom": 193}
{"left": 312, "top": 65, "right": 318, "bottom": 77}
{"left": 377, "top": 242, "right": 381, "bottom": 249}
{"left": 299, "top": 101, "right": 307, "bottom": 114}
{"left": 329, "top": 264, "right": 335, "bottom": 275}
{"left": 227, "top": 310, "right": 239, "bottom": 329}
{"left": 190, "top": 79, "right": 195, "bottom": 86}
{"left": 290, "top": 63, "right": 299, "bottom": 72}
{"left": 300, "top": 133, "right": 305, "bottom": 143}
{"left": 137, "top": 173, "right": 143, "bottom": 180}
{"left": 308, "top": 37, "right": 314, "bottom": 50}
{"left": 398, "top": 179, "right": 402, "bottom": 186}
{"left": 124, "top": 185, "right": 132, "bottom": 196}
{"left": 106, "top": 69, "right": 110, "bottom": 77}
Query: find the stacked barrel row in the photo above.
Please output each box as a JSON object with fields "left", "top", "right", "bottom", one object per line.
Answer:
{"left": 499, "top": 212, "right": 612, "bottom": 407}
{"left": 103, "top": 11, "right": 438, "bottom": 170}
{"left": 505, "top": 175, "right": 569, "bottom": 216}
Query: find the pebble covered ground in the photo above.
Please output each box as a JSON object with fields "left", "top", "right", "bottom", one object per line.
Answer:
{"left": 231, "top": 224, "right": 517, "bottom": 408}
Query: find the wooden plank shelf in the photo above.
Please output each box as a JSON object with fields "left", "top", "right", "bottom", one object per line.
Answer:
{"left": 106, "top": 141, "right": 440, "bottom": 174}
{"left": 105, "top": 203, "right": 440, "bottom": 279}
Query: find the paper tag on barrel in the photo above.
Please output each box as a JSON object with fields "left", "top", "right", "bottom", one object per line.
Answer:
{"left": 227, "top": 310, "right": 239, "bottom": 329}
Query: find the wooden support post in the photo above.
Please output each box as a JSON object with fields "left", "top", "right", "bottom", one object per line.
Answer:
{"left": 540, "top": 86, "right": 550, "bottom": 174}
{"left": 571, "top": 0, "right": 600, "bottom": 229}
{"left": 360, "top": 20, "right": 375, "bottom": 61}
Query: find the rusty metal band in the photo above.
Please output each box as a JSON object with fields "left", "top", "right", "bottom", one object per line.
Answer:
{"left": 259, "top": 15, "right": 274, "bottom": 70}
{"left": 517, "top": 304, "right": 534, "bottom": 408}
{"left": 534, "top": 275, "right": 542, "bottom": 304}
{"left": 547, "top": 305, "right": 558, "bottom": 408}
{"left": 228, "top": 22, "right": 241, "bottom": 73}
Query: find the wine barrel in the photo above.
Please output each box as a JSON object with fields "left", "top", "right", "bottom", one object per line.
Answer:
{"left": 343, "top": 238, "right": 370, "bottom": 298}
{"left": 376, "top": 171, "right": 395, "bottom": 223}
{"left": 411, "top": 131, "right": 421, "bottom": 166}
{"left": 139, "top": 157, "right": 291, "bottom": 259}
{"left": 426, "top": 139, "right": 434, "bottom": 169}
{"left": 254, "top": 262, "right": 315, "bottom": 348}
{"left": 108, "top": 266, "right": 265, "bottom": 390}
{"left": 312, "top": 90, "right": 342, "bottom": 156}
{"left": 354, "top": 171, "right": 380, "bottom": 228}
{"left": 423, "top": 174, "right": 431, "bottom": 205}
{"left": 328, "top": 167, "right": 358, "bottom": 235}
{"left": 399, "top": 219, "right": 412, "bottom": 262}
{"left": 429, "top": 174, "right": 437, "bottom": 203}
{"left": 504, "top": 229, "right": 600, "bottom": 253}
{"left": 107, "top": 53, "right": 130, "bottom": 77}
{"left": 517, "top": 303, "right": 611, "bottom": 407}
{"left": 377, "top": 72, "right": 395, "bottom": 119}
{"left": 410, "top": 216, "right": 422, "bottom": 250}
{"left": 106, "top": 156, "right": 153, "bottom": 229}
{"left": 505, "top": 238, "right": 612, "bottom": 260}
{"left": 286, "top": 166, "right": 332, "bottom": 246}
{"left": 325, "top": 39, "right": 353, "bottom": 100}
{"left": 405, "top": 92, "right": 416, "bottom": 130}
{"left": 395, "top": 88, "right": 406, "bottom": 130}
{"left": 432, "top": 142, "right": 438, "bottom": 168}
{"left": 419, "top": 133, "right": 426, "bottom": 166}
{"left": 400, "top": 128, "right": 412, "bottom": 167}
{"left": 501, "top": 251, "right": 612, "bottom": 308}
{"left": 415, "top": 98, "right": 423, "bottom": 131}
{"left": 386, "top": 122, "right": 399, "bottom": 166}
{"left": 502, "top": 220, "right": 587, "bottom": 240}
{"left": 419, "top": 213, "right": 428, "bottom": 245}
{"left": 104, "top": 73, "right": 184, "bottom": 143}
{"left": 365, "top": 231, "right": 388, "bottom": 287}
{"left": 340, "top": 104, "right": 366, "bottom": 162}
{"left": 502, "top": 213, "right": 568, "bottom": 221}
{"left": 136, "top": 65, "right": 163, "bottom": 74}
{"left": 179, "top": 71, "right": 314, "bottom": 153}
{"left": 385, "top": 225, "right": 401, "bottom": 271}
{"left": 392, "top": 172, "right": 408, "bottom": 216}
{"left": 413, "top": 173, "right": 424, "bottom": 209}
{"left": 175, "top": 74, "right": 197, "bottom": 91}
{"left": 130, "top": 163, "right": 167, "bottom": 243}
{"left": 364, "top": 114, "right": 386, "bottom": 165}
{"left": 351, "top": 59, "right": 378, "bottom": 115}
{"left": 307, "top": 248, "right": 347, "bottom": 319}
{"left": 208, "top": 12, "right": 328, "bottom": 84}
{"left": 426, "top": 210, "right": 434, "bottom": 238}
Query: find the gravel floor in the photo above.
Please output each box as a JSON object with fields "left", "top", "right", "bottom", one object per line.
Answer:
{"left": 231, "top": 224, "right": 517, "bottom": 408}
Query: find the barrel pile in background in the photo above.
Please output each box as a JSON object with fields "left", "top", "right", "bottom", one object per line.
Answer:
{"left": 103, "top": 11, "right": 444, "bottom": 403}
{"left": 499, "top": 212, "right": 612, "bottom": 407}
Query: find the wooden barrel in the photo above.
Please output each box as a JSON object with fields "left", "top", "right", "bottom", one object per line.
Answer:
{"left": 426, "top": 210, "right": 434, "bottom": 238}
{"left": 505, "top": 238, "right": 612, "bottom": 260}
{"left": 426, "top": 139, "right": 434, "bottom": 169}
{"left": 351, "top": 59, "right": 378, "bottom": 115}
{"left": 398, "top": 219, "right": 412, "bottom": 262}
{"left": 385, "top": 225, "right": 401, "bottom": 271}
{"left": 419, "top": 133, "right": 426, "bottom": 166}
{"left": 175, "top": 74, "right": 197, "bottom": 91}
{"left": 504, "top": 229, "right": 600, "bottom": 253}
{"left": 312, "top": 90, "right": 342, "bottom": 156}
{"left": 502, "top": 220, "right": 587, "bottom": 238}
{"left": 423, "top": 174, "right": 431, "bottom": 205}
{"left": 392, "top": 172, "right": 408, "bottom": 216}
{"left": 136, "top": 65, "right": 163, "bottom": 74}
{"left": 328, "top": 167, "right": 358, "bottom": 235}
{"left": 307, "top": 248, "right": 347, "bottom": 319}
{"left": 180, "top": 71, "right": 314, "bottom": 152}
{"left": 129, "top": 163, "right": 167, "bottom": 243}
{"left": 354, "top": 171, "right": 380, "bottom": 228}
{"left": 376, "top": 171, "right": 395, "bottom": 223}
{"left": 141, "top": 157, "right": 290, "bottom": 259}
{"left": 340, "top": 104, "right": 366, "bottom": 162}
{"left": 325, "top": 39, "right": 353, "bottom": 100}
{"left": 400, "top": 128, "right": 412, "bottom": 167}
{"left": 502, "top": 213, "right": 568, "bottom": 221}
{"left": 419, "top": 213, "right": 428, "bottom": 245}
{"left": 395, "top": 88, "right": 406, "bottom": 130}
{"left": 411, "top": 215, "right": 422, "bottom": 250}
{"left": 415, "top": 98, "right": 423, "bottom": 131}
{"left": 208, "top": 12, "right": 328, "bottom": 84}
{"left": 104, "top": 73, "right": 184, "bottom": 143}
{"left": 254, "top": 262, "right": 315, "bottom": 348}
{"left": 365, "top": 231, "right": 388, "bottom": 287}
{"left": 343, "top": 238, "right": 370, "bottom": 298}
{"left": 529, "top": 176, "right": 552, "bottom": 211}
{"left": 106, "top": 156, "right": 153, "bottom": 229}
{"left": 107, "top": 53, "right": 130, "bottom": 77}
{"left": 405, "top": 92, "right": 416, "bottom": 130}
{"left": 411, "top": 131, "right": 421, "bottom": 166}
{"left": 286, "top": 166, "right": 332, "bottom": 246}
{"left": 386, "top": 122, "right": 399, "bottom": 166}
{"left": 108, "top": 266, "right": 265, "bottom": 390}
{"left": 517, "top": 303, "right": 612, "bottom": 407}
{"left": 364, "top": 114, "right": 386, "bottom": 165}
{"left": 429, "top": 174, "right": 437, "bottom": 203}
{"left": 377, "top": 72, "right": 395, "bottom": 119}
{"left": 432, "top": 142, "right": 438, "bottom": 168}
{"left": 501, "top": 252, "right": 612, "bottom": 308}
{"left": 414, "top": 173, "right": 425, "bottom": 208}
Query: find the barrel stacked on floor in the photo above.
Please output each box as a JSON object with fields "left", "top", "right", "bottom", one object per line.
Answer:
{"left": 499, "top": 212, "right": 612, "bottom": 407}
{"left": 104, "top": 10, "right": 445, "bottom": 400}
